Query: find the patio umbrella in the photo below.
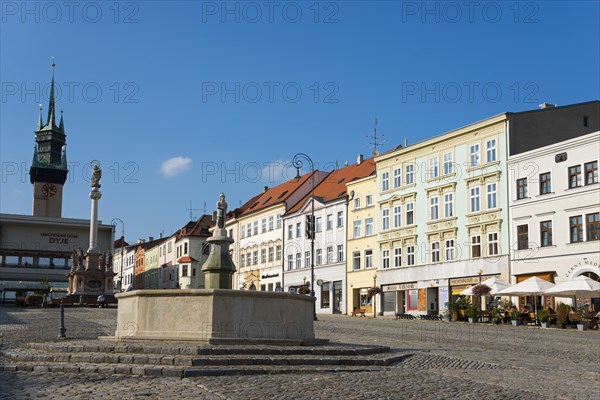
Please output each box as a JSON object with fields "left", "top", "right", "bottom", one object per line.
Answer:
{"left": 543, "top": 275, "right": 600, "bottom": 299}
{"left": 459, "top": 277, "right": 511, "bottom": 296}
{"left": 497, "top": 277, "right": 556, "bottom": 321}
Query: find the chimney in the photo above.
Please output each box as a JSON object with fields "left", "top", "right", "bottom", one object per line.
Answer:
{"left": 159, "top": 233, "right": 163, "bottom": 239}
{"left": 149, "top": 236, "right": 154, "bottom": 242}
{"left": 264, "top": 186, "right": 269, "bottom": 192}
{"left": 137, "top": 239, "right": 142, "bottom": 244}
{"left": 357, "top": 154, "right": 363, "bottom": 165}
{"left": 404, "top": 138, "right": 408, "bottom": 147}
{"left": 539, "top": 103, "right": 556, "bottom": 109}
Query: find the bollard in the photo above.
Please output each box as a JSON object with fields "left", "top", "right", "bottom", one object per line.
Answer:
{"left": 58, "top": 300, "right": 67, "bottom": 339}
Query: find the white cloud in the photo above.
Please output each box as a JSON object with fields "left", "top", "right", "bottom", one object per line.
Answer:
{"left": 160, "top": 156, "right": 192, "bottom": 177}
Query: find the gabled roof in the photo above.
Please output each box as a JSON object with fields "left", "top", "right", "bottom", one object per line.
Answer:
{"left": 135, "top": 237, "right": 168, "bottom": 251}
{"left": 226, "top": 193, "right": 263, "bottom": 221}
{"left": 176, "top": 215, "right": 213, "bottom": 240}
{"left": 114, "top": 237, "right": 129, "bottom": 248}
{"left": 239, "top": 171, "right": 321, "bottom": 217}
{"left": 286, "top": 158, "right": 376, "bottom": 215}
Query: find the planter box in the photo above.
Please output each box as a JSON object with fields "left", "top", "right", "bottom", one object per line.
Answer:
{"left": 577, "top": 324, "right": 588, "bottom": 331}
{"left": 511, "top": 320, "right": 520, "bottom": 326}
{"left": 540, "top": 322, "right": 549, "bottom": 328}
{"left": 468, "top": 318, "right": 475, "bottom": 324}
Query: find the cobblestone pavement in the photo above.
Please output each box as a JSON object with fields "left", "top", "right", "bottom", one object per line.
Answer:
{"left": 1, "top": 306, "right": 599, "bottom": 399}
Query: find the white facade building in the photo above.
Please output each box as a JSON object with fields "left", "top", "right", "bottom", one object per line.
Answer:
{"left": 283, "top": 157, "right": 375, "bottom": 314}
{"left": 509, "top": 131, "right": 600, "bottom": 309}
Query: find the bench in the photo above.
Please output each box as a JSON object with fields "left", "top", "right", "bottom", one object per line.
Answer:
{"left": 395, "top": 313, "right": 416, "bottom": 320}
{"left": 420, "top": 314, "right": 443, "bottom": 321}
{"left": 351, "top": 308, "right": 366, "bottom": 317}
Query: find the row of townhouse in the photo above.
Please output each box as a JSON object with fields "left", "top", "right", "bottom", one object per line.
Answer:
{"left": 112, "top": 216, "right": 213, "bottom": 291}
{"left": 347, "top": 100, "right": 599, "bottom": 317}
{"left": 224, "top": 100, "right": 598, "bottom": 316}
{"left": 111, "top": 100, "right": 598, "bottom": 317}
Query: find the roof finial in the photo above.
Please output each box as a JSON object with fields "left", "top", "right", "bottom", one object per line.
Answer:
{"left": 47, "top": 57, "right": 56, "bottom": 129}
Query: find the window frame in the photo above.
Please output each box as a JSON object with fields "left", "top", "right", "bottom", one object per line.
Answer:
{"left": 539, "top": 172, "right": 552, "bottom": 195}
{"left": 540, "top": 220, "right": 553, "bottom": 247}
{"left": 517, "top": 225, "right": 529, "bottom": 250}
{"left": 570, "top": 215, "right": 583, "bottom": 243}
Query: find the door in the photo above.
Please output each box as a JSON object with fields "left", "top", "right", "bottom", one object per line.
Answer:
{"left": 333, "top": 280, "right": 342, "bottom": 314}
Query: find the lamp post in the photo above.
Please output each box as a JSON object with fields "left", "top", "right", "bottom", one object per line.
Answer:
{"left": 111, "top": 218, "right": 125, "bottom": 292}
{"left": 477, "top": 268, "right": 483, "bottom": 311}
{"left": 373, "top": 273, "right": 378, "bottom": 318}
{"left": 293, "top": 152, "right": 317, "bottom": 321}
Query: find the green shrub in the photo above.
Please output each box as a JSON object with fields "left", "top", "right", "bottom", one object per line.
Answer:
{"left": 465, "top": 304, "right": 479, "bottom": 319}
{"left": 538, "top": 309, "right": 550, "bottom": 323}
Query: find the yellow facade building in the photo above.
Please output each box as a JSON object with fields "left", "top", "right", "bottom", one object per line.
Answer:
{"left": 346, "top": 173, "right": 379, "bottom": 315}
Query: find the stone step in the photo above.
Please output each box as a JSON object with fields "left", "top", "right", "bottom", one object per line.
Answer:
{"left": 27, "top": 342, "right": 390, "bottom": 356}
{"left": 2, "top": 348, "right": 413, "bottom": 367}
{"left": 0, "top": 361, "right": 394, "bottom": 377}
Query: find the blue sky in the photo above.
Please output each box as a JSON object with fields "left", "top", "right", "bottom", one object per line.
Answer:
{"left": 1, "top": 1, "right": 599, "bottom": 241}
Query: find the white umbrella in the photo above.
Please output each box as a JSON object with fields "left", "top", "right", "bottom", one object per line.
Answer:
{"left": 543, "top": 275, "right": 600, "bottom": 300}
{"left": 459, "top": 277, "right": 511, "bottom": 296}
{"left": 497, "top": 277, "right": 556, "bottom": 322}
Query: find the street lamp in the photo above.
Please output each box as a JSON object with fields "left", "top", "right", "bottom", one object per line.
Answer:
{"left": 477, "top": 268, "right": 483, "bottom": 311}
{"left": 293, "top": 152, "right": 317, "bottom": 321}
{"left": 111, "top": 218, "right": 125, "bottom": 292}
{"left": 373, "top": 273, "right": 378, "bottom": 318}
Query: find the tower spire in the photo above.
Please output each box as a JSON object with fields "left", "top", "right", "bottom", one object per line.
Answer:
{"left": 36, "top": 104, "right": 43, "bottom": 131}
{"left": 47, "top": 59, "right": 56, "bottom": 129}
{"left": 59, "top": 107, "right": 64, "bottom": 132}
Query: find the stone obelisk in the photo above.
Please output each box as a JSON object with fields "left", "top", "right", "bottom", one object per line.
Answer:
{"left": 201, "top": 193, "right": 236, "bottom": 289}
{"left": 67, "top": 161, "right": 115, "bottom": 301}
{"left": 88, "top": 163, "right": 102, "bottom": 255}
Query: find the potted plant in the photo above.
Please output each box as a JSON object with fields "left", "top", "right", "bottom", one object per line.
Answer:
{"left": 511, "top": 309, "right": 521, "bottom": 326}
{"left": 454, "top": 296, "right": 470, "bottom": 321}
{"left": 576, "top": 306, "right": 590, "bottom": 331}
{"left": 471, "top": 284, "right": 492, "bottom": 297}
{"left": 491, "top": 308, "right": 502, "bottom": 324}
{"left": 538, "top": 309, "right": 550, "bottom": 328}
{"left": 298, "top": 285, "right": 310, "bottom": 295}
{"left": 442, "top": 302, "right": 453, "bottom": 321}
{"left": 367, "top": 287, "right": 381, "bottom": 298}
{"left": 556, "top": 303, "right": 571, "bottom": 329}
{"left": 465, "top": 304, "right": 478, "bottom": 323}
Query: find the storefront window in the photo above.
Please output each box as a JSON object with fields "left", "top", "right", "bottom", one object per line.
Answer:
{"left": 321, "top": 282, "right": 330, "bottom": 308}
{"left": 408, "top": 289, "right": 418, "bottom": 310}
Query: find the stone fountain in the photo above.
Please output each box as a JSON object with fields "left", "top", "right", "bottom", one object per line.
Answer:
{"left": 111, "top": 194, "right": 316, "bottom": 344}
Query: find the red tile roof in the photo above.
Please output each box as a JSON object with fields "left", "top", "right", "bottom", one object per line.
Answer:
{"left": 239, "top": 171, "right": 322, "bottom": 217}
{"left": 286, "top": 158, "right": 376, "bottom": 214}
{"left": 176, "top": 215, "right": 214, "bottom": 239}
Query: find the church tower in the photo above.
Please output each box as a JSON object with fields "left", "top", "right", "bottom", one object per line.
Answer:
{"left": 30, "top": 63, "right": 68, "bottom": 218}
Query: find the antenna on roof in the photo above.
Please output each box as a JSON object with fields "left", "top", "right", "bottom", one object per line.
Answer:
{"left": 186, "top": 201, "right": 201, "bottom": 221}
{"left": 203, "top": 201, "right": 207, "bottom": 215}
{"left": 367, "top": 117, "right": 384, "bottom": 156}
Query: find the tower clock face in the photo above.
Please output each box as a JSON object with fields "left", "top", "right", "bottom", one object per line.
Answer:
{"left": 42, "top": 183, "right": 57, "bottom": 197}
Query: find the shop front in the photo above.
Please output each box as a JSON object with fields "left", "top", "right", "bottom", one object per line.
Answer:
{"left": 381, "top": 282, "right": 418, "bottom": 316}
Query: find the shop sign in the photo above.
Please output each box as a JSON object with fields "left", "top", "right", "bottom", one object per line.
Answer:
{"left": 449, "top": 276, "right": 480, "bottom": 286}
{"left": 261, "top": 273, "right": 279, "bottom": 279}
{"left": 382, "top": 282, "right": 417, "bottom": 291}
{"left": 566, "top": 259, "right": 600, "bottom": 278}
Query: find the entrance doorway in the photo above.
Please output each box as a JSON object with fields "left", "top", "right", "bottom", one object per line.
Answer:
{"left": 333, "top": 281, "right": 342, "bottom": 314}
